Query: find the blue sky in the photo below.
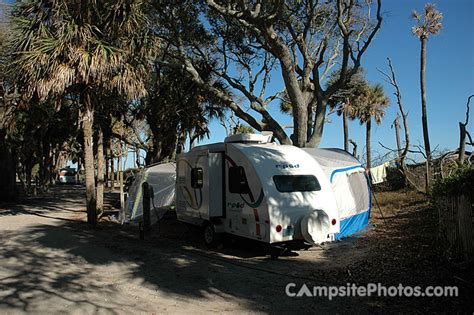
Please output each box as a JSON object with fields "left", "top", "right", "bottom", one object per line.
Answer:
{"left": 2, "top": 0, "right": 473, "bottom": 168}
{"left": 197, "top": 0, "right": 474, "bottom": 164}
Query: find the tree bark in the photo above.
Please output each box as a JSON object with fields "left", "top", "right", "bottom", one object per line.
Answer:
{"left": 307, "top": 98, "right": 328, "bottom": 148}
{"left": 96, "top": 126, "right": 104, "bottom": 214}
{"left": 386, "top": 58, "right": 410, "bottom": 170}
{"left": 458, "top": 95, "right": 474, "bottom": 165}
{"left": 287, "top": 91, "right": 307, "bottom": 147}
{"left": 394, "top": 115, "right": 402, "bottom": 162}
{"left": 189, "top": 129, "right": 196, "bottom": 150}
{"left": 349, "top": 139, "right": 358, "bottom": 159}
{"left": 458, "top": 122, "right": 466, "bottom": 165}
{"left": 26, "top": 161, "right": 32, "bottom": 194}
{"left": 135, "top": 147, "right": 140, "bottom": 168}
{"left": 366, "top": 118, "right": 372, "bottom": 170}
{"left": 343, "top": 110, "right": 349, "bottom": 152}
{"left": 118, "top": 145, "right": 124, "bottom": 211}
{"left": 176, "top": 130, "right": 186, "bottom": 155}
{"left": 307, "top": 103, "right": 313, "bottom": 142}
{"left": 109, "top": 139, "right": 115, "bottom": 189}
{"left": 81, "top": 92, "right": 97, "bottom": 225}
{"left": 0, "top": 129, "right": 16, "bottom": 201}
{"left": 420, "top": 36, "right": 431, "bottom": 161}
{"left": 105, "top": 143, "right": 109, "bottom": 188}
{"left": 76, "top": 156, "right": 82, "bottom": 184}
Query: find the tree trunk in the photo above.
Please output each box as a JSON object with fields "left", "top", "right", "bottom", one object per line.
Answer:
{"left": 135, "top": 147, "right": 140, "bottom": 168}
{"left": 76, "top": 156, "right": 81, "bottom": 184}
{"left": 81, "top": 93, "right": 97, "bottom": 225}
{"left": 420, "top": 36, "right": 431, "bottom": 161}
{"left": 96, "top": 126, "right": 105, "bottom": 214}
{"left": 394, "top": 115, "right": 402, "bottom": 162}
{"left": 40, "top": 141, "right": 52, "bottom": 192}
{"left": 110, "top": 157, "right": 115, "bottom": 191}
{"left": 307, "top": 98, "right": 328, "bottom": 148}
{"left": 366, "top": 118, "right": 372, "bottom": 170}
{"left": 458, "top": 122, "right": 467, "bottom": 165}
{"left": 26, "top": 161, "right": 32, "bottom": 194}
{"left": 176, "top": 130, "right": 186, "bottom": 155}
{"left": 387, "top": 58, "right": 410, "bottom": 171}
{"left": 349, "top": 139, "right": 358, "bottom": 159}
{"left": 0, "top": 129, "right": 16, "bottom": 201}
{"left": 189, "top": 129, "right": 200, "bottom": 151}
{"left": 343, "top": 111, "right": 349, "bottom": 152}
{"left": 38, "top": 139, "right": 45, "bottom": 191}
{"left": 105, "top": 144, "right": 109, "bottom": 188}
{"left": 278, "top": 57, "right": 308, "bottom": 147}
{"left": 307, "top": 103, "right": 313, "bottom": 141}
{"left": 118, "top": 145, "right": 124, "bottom": 212}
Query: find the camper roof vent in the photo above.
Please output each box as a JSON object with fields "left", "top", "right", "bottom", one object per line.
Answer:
{"left": 224, "top": 133, "right": 269, "bottom": 144}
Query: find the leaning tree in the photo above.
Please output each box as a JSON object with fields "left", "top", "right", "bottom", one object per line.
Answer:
{"left": 153, "top": 0, "right": 383, "bottom": 148}
{"left": 10, "top": 0, "right": 157, "bottom": 224}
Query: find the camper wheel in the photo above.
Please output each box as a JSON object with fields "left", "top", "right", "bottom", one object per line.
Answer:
{"left": 203, "top": 222, "right": 221, "bottom": 248}
{"left": 269, "top": 246, "right": 286, "bottom": 260}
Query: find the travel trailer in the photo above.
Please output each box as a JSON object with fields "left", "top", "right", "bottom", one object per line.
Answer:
{"left": 175, "top": 134, "right": 371, "bottom": 255}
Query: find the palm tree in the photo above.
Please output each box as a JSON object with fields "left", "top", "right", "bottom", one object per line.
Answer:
{"left": 0, "top": 3, "right": 18, "bottom": 201}
{"left": 144, "top": 65, "right": 227, "bottom": 164}
{"left": 327, "top": 69, "right": 369, "bottom": 152}
{"left": 354, "top": 84, "right": 390, "bottom": 170}
{"left": 10, "top": 0, "right": 157, "bottom": 224}
{"left": 412, "top": 3, "right": 442, "bottom": 162}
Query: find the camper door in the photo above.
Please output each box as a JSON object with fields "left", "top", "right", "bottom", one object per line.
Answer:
{"left": 224, "top": 158, "right": 265, "bottom": 240}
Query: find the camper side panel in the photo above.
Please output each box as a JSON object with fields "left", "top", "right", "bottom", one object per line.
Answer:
{"left": 176, "top": 152, "right": 210, "bottom": 225}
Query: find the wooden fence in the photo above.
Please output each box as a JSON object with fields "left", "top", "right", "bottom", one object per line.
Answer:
{"left": 436, "top": 194, "right": 474, "bottom": 261}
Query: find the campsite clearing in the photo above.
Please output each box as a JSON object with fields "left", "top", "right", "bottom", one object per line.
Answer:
{"left": 0, "top": 186, "right": 472, "bottom": 313}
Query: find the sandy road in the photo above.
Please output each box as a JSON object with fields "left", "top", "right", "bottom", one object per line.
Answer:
{"left": 0, "top": 186, "right": 470, "bottom": 313}
{"left": 0, "top": 186, "right": 360, "bottom": 314}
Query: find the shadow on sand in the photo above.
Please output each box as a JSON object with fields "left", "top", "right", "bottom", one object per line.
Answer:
{"left": 0, "top": 186, "right": 471, "bottom": 313}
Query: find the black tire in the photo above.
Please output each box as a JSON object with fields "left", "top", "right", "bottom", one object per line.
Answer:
{"left": 270, "top": 246, "right": 282, "bottom": 260}
{"left": 270, "top": 245, "right": 288, "bottom": 260}
{"left": 203, "top": 222, "right": 221, "bottom": 248}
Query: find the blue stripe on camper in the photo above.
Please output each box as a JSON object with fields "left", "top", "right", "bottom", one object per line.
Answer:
{"left": 334, "top": 210, "right": 370, "bottom": 240}
{"left": 330, "top": 164, "right": 373, "bottom": 240}
{"left": 329, "top": 165, "right": 364, "bottom": 183}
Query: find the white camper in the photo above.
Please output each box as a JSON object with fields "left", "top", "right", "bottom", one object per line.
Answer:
{"left": 176, "top": 134, "right": 370, "bottom": 253}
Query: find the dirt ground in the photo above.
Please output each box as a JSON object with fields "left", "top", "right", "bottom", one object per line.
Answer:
{"left": 0, "top": 186, "right": 472, "bottom": 313}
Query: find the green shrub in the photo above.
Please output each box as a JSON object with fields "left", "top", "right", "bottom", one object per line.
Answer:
{"left": 432, "top": 166, "right": 474, "bottom": 198}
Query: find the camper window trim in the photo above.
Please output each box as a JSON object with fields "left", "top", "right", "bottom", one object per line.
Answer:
{"left": 228, "top": 166, "right": 250, "bottom": 194}
{"left": 273, "top": 175, "right": 321, "bottom": 193}
{"left": 191, "top": 168, "right": 203, "bottom": 188}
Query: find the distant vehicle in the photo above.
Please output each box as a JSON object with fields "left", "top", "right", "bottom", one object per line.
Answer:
{"left": 58, "top": 169, "right": 77, "bottom": 184}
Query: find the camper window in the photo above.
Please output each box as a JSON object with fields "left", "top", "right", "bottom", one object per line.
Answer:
{"left": 229, "top": 166, "right": 250, "bottom": 194}
{"left": 273, "top": 175, "right": 321, "bottom": 192}
{"left": 191, "top": 168, "right": 203, "bottom": 188}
